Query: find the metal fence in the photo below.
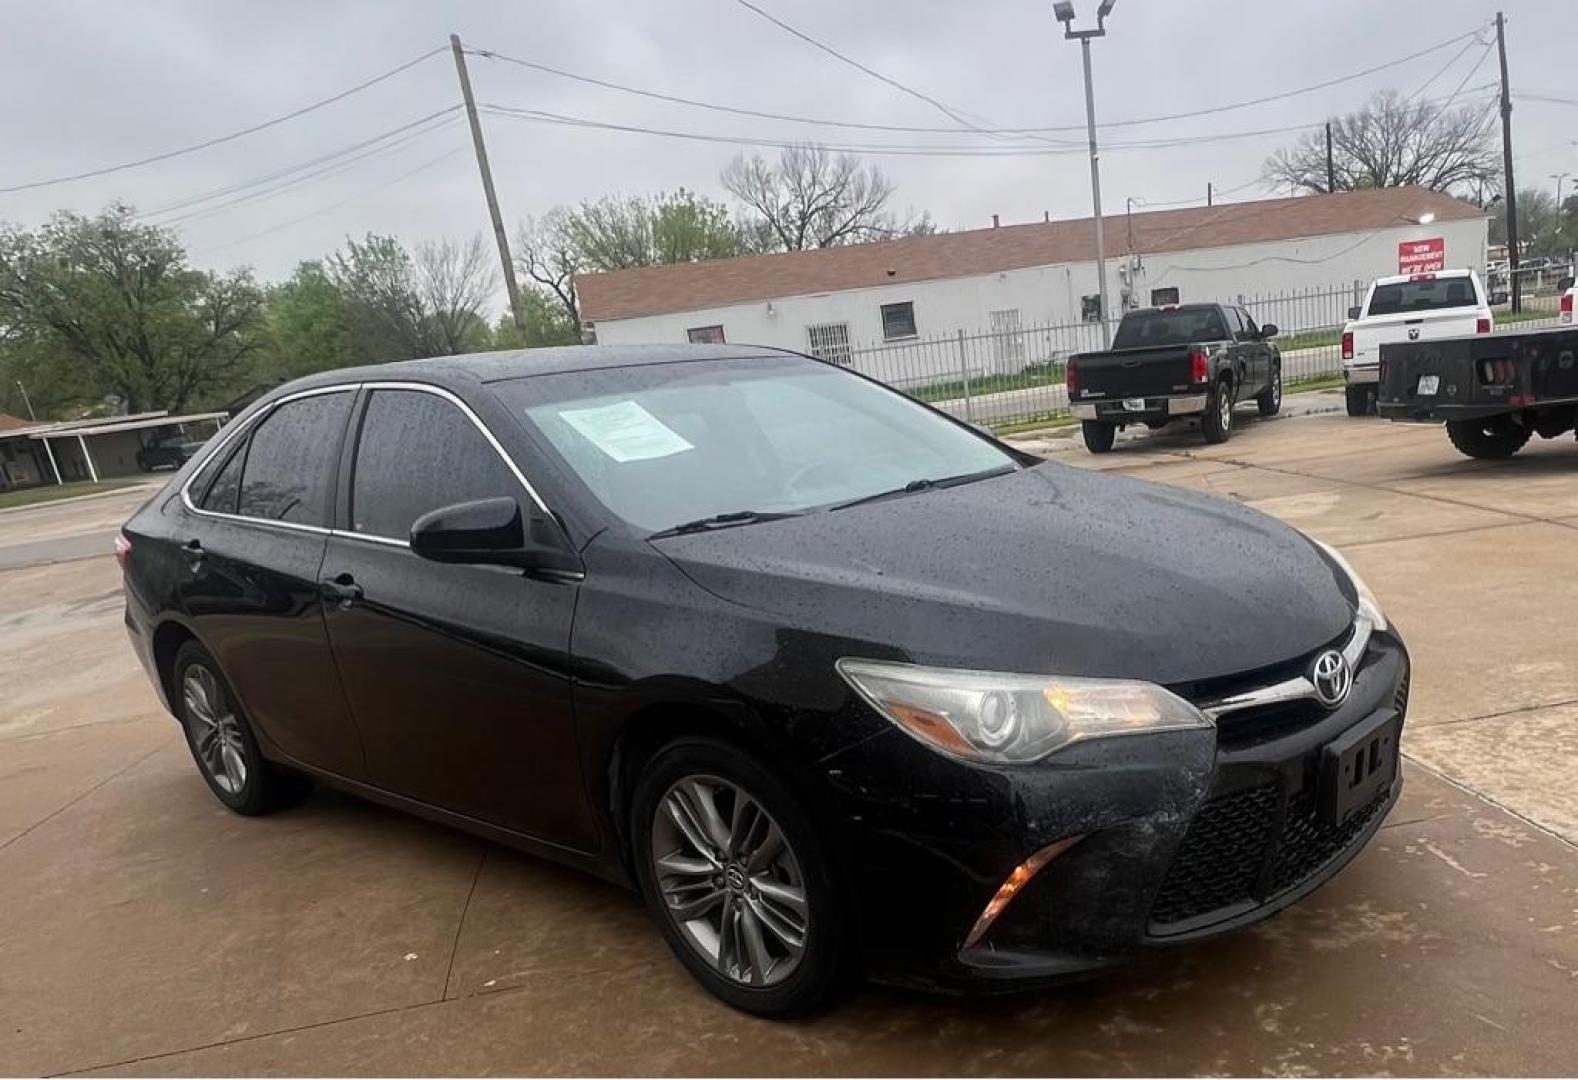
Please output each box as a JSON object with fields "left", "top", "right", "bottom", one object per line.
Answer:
{"left": 846, "top": 265, "right": 1574, "bottom": 430}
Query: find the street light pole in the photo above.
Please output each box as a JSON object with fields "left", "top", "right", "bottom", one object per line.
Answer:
{"left": 1055, "top": 1, "right": 1116, "bottom": 347}
{"left": 15, "top": 379, "right": 36, "bottom": 421}
{"left": 1553, "top": 172, "right": 1571, "bottom": 209}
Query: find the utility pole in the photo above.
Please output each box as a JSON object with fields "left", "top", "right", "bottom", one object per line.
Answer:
{"left": 1552, "top": 172, "right": 1570, "bottom": 209}
{"left": 1055, "top": 1, "right": 1117, "bottom": 348}
{"left": 450, "top": 34, "right": 526, "bottom": 334}
{"left": 1325, "top": 122, "right": 1336, "bottom": 193}
{"left": 15, "top": 379, "right": 36, "bottom": 421}
{"left": 1207, "top": 181, "right": 1213, "bottom": 207}
{"left": 1495, "top": 11, "right": 1521, "bottom": 313}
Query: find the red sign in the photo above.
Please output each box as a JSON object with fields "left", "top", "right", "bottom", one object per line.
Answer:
{"left": 1398, "top": 237, "right": 1444, "bottom": 274}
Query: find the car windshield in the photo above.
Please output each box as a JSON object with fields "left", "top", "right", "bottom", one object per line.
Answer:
{"left": 1366, "top": 276, "right": 1478, "bottom": 316}
{"left": 1112, "top": 307, "right": 1230, "bottom": 349}
{"left": 492, "top": 355, "right": 1016, "bottom": 534}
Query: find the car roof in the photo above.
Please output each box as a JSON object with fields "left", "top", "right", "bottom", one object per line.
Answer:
{"left": 1372, "top": 268, "right": 1476, "bottom": 287}
{"left": 270, "top": 343, "right": 803, "bottom": 399}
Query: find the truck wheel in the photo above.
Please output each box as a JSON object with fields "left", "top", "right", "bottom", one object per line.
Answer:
{"left": 1081, "top": 420, "right": 1117, "bottom": 454}
{"left": 1256, "top": 362, "right": 1282, "bottom": 417}
{"left": 1445, "top": 416, "right": 1532, "bottom": 460}
{"left": 1344, "top": 385, "right": 1370, "bottom": 417}
{"left": 1201, "top": 380, "right": 1234, "bottom": 444}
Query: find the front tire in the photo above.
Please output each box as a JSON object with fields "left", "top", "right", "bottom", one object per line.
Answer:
{"left": 1445, "top": 416, "right": 1532, "bottom": 460}
{"left": 1201, "top": 379, "right": 1234, "bottom": 444}
{"left": 630, "top": 737, "right": 848, "bottom": 1017}
{"left": 173, "top": 640, "right": 309, "bottom": 815}
{"left": 1081, "top": 420, "right": 1117, "bottom": 453}
{"left": 1256, "top": 362, "right": 1282, "bottom": 417}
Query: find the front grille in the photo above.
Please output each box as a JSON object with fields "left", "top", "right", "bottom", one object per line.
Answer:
{"left": 1149, "top": 777, "right": 1392, "bottom": 933}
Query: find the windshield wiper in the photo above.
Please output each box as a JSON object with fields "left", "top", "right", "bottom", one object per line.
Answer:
{"left": 647, "top": 509, "right": 803, "bottom": 540}
{"left": 824, "top": 464, "right": 1017, "bottom": 512}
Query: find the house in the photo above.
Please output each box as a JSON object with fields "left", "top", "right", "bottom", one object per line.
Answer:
{"left": 0, "top": 410, "right": 228, "bottom": 491}
{"left": 575, "top": 186, "right": 1488, "bottom": 387}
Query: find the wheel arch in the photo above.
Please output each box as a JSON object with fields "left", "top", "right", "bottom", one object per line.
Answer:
{"left": 150, "top": 617, "right": 201, "bottom": 715}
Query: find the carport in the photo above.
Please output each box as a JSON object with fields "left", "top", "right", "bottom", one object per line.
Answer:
{"left": 20, "top": 411, "right": 226, "bottom": 485}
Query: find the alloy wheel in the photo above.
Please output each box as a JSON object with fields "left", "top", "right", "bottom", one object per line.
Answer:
{"left": 183, "top": 663, "right": 248, "bottom": 795}
{"left": 650, "top": 775, "right": 809, "bottom": 988}
{"left": 1219, "top": 387, "right": 1234, "bottom": 430}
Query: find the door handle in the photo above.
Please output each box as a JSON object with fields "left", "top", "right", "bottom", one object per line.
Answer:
{"left": 182, "top": 539, "right": 205, "bottom": 572}
{"left": 320, "top": 574, "right": 363, "bottom": 609}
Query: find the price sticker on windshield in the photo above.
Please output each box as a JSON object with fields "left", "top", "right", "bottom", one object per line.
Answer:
{"left": 559, "top": 400, "right": 695, "bottom": 462}
{"left": 1416, "top": 374, "right": 1440, "bottom": 396}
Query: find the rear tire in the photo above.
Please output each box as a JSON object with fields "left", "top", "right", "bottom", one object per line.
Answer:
{"left": 630, "top": 737, "right": 848, "bottom": 1018}
{"left": 1081, "top": 420, "right": 1117, "bottom": 454}
{"left": 173, "top": 640, "right": 311, "bottom": 816}
{"left": 1256, "top": 362, "right": 1282, "bottom": 417}
{"left": 1201, "top": 379, "right": 1234, "bottom": 444}
{"left": 1344, "top": 384, "right": 1371, "bottom": 417}
{"left": 1445, "top": 416, "right": 1532, "bottom": 460}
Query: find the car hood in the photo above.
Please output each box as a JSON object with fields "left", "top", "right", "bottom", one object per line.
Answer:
{"left": 651, "top": 463, "right": 1355, "bottom": 686}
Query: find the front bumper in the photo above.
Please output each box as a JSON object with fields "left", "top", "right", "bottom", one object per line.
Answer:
{"left": 1070, "top": 393, "right": 1207, "bottom": 422}
{"left": 818, "top": 632, "right": 1410, "bottom": 992}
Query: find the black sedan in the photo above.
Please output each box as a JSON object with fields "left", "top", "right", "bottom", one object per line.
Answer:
{"left": 118, "top": 344, "right": 1408, "bottom": 1016}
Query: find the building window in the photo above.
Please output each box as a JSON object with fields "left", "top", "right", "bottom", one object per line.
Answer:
{"left": 1149, "top": 287, "right": 1180, "bottom": 306}
{"left": 806, "top": 322, "right": 853, "bottom": 365}
{"left": 686, "top": 325, "right": 725, "bottom": 344}
{"left": 1080, "top": 294, "right": 1103, "bottom": 322}
{"left": 988, "top": 308, "right": 1025, "bottom": 366}
{"left": 880, "top": 301, "right": 917, "bottom": 341}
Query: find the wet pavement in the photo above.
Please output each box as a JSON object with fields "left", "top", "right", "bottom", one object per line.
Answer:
{"left": 2, "top": 402, "right": 1576, "bottom": 1076}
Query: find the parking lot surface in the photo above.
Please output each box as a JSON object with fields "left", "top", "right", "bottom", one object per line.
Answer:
{"left": 2, "top": 400, "right": 1576, "bottom": 1076}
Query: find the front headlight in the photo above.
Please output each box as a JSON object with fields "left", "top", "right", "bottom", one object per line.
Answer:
{"left": 835, "top": 659, "right": 1212, "bottom": 765}
{"left": 1314, "top": 540, "right": 1388, "bottom": 632}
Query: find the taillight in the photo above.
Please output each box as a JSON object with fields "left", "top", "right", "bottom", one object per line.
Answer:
{"left": 1065, "top": 356, "right": 1078, "bottom": 396}
{"left": 1476, "top": 317, "right": 1491, "bottom": 334}
{"left": 1188, "top": 346, "right": 1209, "bottom": 384}
{"left": 113, "top": 534, "right": 132, "bottom": 571}
{"left": 1341, "top": 332, "right": 1354, "bottom": 360}
{"left": 1561, "top": 292, "right": 1574, "bottom": 322}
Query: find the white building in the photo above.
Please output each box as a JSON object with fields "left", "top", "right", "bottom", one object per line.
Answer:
{"left": 577, "top": 186, "right": 1488, "bottom": 389}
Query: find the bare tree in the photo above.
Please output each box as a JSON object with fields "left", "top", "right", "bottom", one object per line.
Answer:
{"left": 721, "top": 145, "right": 918, "bottom": 251}
{"left": 415, "top": 234, "right": 497, "bottom": 355}
{"left": 1264, "top": 90, "right": 1500, "bottom": 196}
{"left": 515, "top": 209, "right": 580, "bottom": 328}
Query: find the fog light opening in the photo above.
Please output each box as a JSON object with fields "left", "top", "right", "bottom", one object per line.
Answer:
{"left": 962, "top": 835, "right": 1085, "bottom": 949}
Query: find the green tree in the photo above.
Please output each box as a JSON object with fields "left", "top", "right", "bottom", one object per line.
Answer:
{"left": 326, "top": 232, "right": 497, "bottom": 361}
{"left": 565, "top": 188, "right": 745, "bottom": 271}
{"left": 0, "top": 204, "right": 267, "bottom": 414}
{"left": 265, "top": 261, "right": 350, "bottom": 377}
{"left": 1488, "top": 188, "right": 1572, "bottom": 258}
{"left": 493, "top": 287, "right": 581, "bottom": 349}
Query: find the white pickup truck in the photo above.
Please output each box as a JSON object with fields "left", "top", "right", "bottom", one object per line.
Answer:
{"left": 1340, "top": 269, "right": 1493, "bottom": 416}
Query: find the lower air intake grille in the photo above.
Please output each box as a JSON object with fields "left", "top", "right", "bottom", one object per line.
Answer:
{"left": 1150, "top": 778, "right": 1392, "bottom": 933}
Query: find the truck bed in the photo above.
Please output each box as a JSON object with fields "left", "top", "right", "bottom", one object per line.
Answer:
{"left": 1378, "top": 324, "right": 1578, "bottom": 422}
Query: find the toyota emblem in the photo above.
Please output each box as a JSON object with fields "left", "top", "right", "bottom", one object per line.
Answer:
{"left": 1311, "top": 650, "right": 1352, "bottom": 708}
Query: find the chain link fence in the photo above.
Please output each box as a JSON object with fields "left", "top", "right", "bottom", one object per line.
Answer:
{"left": 843, "top": 265, "right": 1574, "bottom": 430}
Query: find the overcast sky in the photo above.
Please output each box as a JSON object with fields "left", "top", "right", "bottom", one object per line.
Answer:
{"left": 2, "top": 0, "right": 1574, "bottom": 303}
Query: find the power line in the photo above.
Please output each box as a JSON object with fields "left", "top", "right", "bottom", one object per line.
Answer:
{"left": 142, "top": 108, "right": 461, "bottom": 223}
{"left": 0, "top": 47, "right": 446, "bottom": 195}
{"left": 1403, "top": 34, "right": 1482, "bottom": 101}
{"left": 728, "top": 0, "right": 995, "bottom": 137}
{"left": 191, "top": 144, "right": 469, "bottom": 257}
{"left": 470, "top": 27, "right": 1488, "bottom": 137}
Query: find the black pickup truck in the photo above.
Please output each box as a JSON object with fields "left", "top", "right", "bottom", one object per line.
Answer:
{"left": 1067, "top": 303, "right": 1282, "bottom": 453}
{"left": 1377, "top": 322, "right": 1578, "bottom": 459}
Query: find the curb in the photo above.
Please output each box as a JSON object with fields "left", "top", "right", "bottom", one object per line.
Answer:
{"left": 0, "top": 482, "right": 161, "bottom": 517}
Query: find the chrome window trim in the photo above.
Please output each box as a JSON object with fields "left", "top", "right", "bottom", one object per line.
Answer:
{"left": 178, "top": 380, "right": 555, "bottom": 545}
{"left": 1199, "top": 613, "right": 1375, "bottom": 721}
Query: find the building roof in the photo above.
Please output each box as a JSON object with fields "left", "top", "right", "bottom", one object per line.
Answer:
{"left": 0, "top": 411, "right": 35, "bottom": 432}
{"left": 576, "top": 185, "right": 1485, "bottom": 323}
{"left": 24, "top": 411, "right": 228, "bottom": 439}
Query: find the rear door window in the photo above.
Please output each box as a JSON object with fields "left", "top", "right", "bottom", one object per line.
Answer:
{"left": 236, "top": 391, "right": 354, "bottom": 527}
{"left": 1366, "top": 276, "right": 1479, "bottom": 316}
{"left": 349, "top": 389, "right": 521, "bottom": 541}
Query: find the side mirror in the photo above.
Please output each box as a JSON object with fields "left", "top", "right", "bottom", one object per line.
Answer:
{"left": 1259, "top": 323, "right": 1279, "bottom": 339}
{"left": 1347, "top": 306, "right": 1361, "bottom": 320}
{"left": 410, "top": 496, "right": 582, "bottom": 578}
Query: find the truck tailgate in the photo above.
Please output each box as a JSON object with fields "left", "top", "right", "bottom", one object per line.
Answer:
{"left": 1073, "top": 346, "right": 1196, "bottom": 399}
{"left": 1350, "top": 310, "right": 1481, "bottom": 367}
{"left": 1378, "top": 325, "right": 1578, "bottom": 420}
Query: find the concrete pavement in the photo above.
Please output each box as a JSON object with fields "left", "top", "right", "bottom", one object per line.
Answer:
{"left": 2, "top": 412, "right": 1577, "bottom": 1075}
